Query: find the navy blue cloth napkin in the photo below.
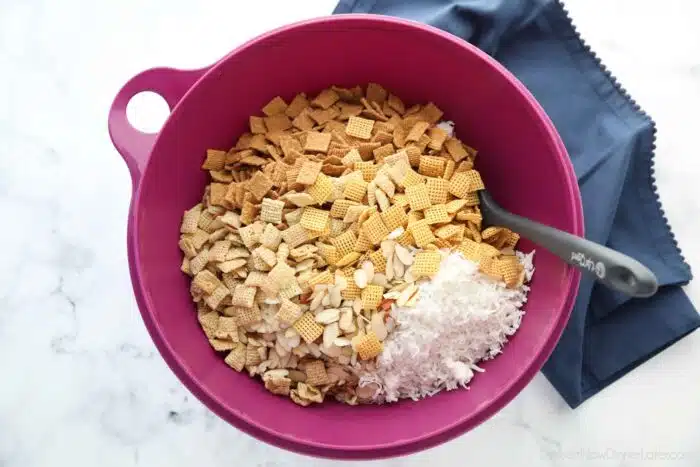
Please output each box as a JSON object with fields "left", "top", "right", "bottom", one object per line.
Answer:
{"left": 333, "top": 0, "right": 700, "bottom": 408}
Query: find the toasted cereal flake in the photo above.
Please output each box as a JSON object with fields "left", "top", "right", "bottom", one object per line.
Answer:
{"left": 427, "top": 127, "right": 448, "bottom": 150}
{"left": 248, "top": 172, "right": 274, "bottom": 200}
{"left": 336, "top": 251, "right": 361, "bottom": 267}
{"left": 249, "top": 116, "right": 267, "bottom": 134}
{"left": 443, "top": 159, "right": 456, "bottom": 180}
{"left": 444, "top": 138, "right": 468, "bottom": 162}
{"left": 312, "top": 88, "right": 340, "bottom": 109}
{"left": 194, "top": 270, "right": 222, "bottom": 295}
{"left": 264, "top": 114, "right": 292, "bottom": 133}
{"left": 366, "top": 83, "right": 388, "bottom": 104}
{"left": 405, "top": 184, "right": 432, "bottom": 211}
{"left": 202, "top": 149, "right": 227, "bottom": 170}
{"left": 285, "top": 93, "right": 309, "bottom": 118}
{"left": 406, "top": 121, "right": 430, "bottom": 142}
{"left": 294, "top": 312, "right": 325, "bottom": 344}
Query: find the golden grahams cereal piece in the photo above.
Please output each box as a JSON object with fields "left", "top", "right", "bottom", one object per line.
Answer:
{"left": 304, "top": 132, "right": 332, "bottom": 153}
{"left": 296, "top": 161, "right": 323, "bottom": 185}
{"left": 262, "top": 96, "right": 288, "bottom": 116}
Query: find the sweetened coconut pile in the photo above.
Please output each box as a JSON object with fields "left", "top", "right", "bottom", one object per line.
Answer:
{"left": 359, "top": 251, "right": 535, "bottom": 403}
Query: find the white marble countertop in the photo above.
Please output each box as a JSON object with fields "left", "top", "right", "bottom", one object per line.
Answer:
{"left": 2, "top": 0, "right": 699, "bottom": 466}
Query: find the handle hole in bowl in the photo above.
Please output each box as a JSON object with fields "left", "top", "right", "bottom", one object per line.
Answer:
{"left": 126, "top": 91, "right": 170, "bottom": 134}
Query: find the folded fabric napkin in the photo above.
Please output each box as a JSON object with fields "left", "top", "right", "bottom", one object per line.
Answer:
{"left": 333, "top": 0, "right": 700, "bottom": 408}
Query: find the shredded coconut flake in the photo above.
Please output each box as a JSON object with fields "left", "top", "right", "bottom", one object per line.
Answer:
{"left": 436, "top": 120, "right": 455, "bottom": 137}
{"left": 360, "top": 251, "right": 535, "bottom": 403}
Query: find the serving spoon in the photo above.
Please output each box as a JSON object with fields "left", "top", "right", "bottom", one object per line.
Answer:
{"left": 478, "top": 191, "right": 658, "bottom": 298}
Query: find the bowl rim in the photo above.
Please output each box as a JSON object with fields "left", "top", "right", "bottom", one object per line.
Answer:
{"left": 127, "top": 13, "right": 584, "bottom": 460}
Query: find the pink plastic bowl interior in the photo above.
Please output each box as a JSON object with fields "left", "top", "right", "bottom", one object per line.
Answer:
{"left": 108, "top": 15, "right": 583, "bottom": 460}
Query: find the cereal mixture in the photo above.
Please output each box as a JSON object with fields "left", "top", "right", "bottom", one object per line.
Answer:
{"left": 178, "top": 83, "right": 531, "bottom": 407}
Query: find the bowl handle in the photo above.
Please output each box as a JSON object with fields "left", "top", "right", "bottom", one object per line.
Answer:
{"left": 108, "top": 66, "right": 209, "bottom": 189}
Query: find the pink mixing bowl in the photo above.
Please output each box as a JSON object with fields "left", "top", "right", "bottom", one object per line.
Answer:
{"left": 108, "top": 14, "right": 583, "bottom": 460}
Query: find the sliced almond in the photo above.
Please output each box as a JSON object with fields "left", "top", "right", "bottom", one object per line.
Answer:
{"left": 375, "top": 188, "right": 390, "bottom": 211}
{"left": 329, "top": 286, "right": 343, "bottom": 307}
{"left": 307, "top": 342, "right": 322, "bottom": 358}
{"left": 385, "top": 251, "right": 395, "bottom": 281}
{"left": 322, "top": 294, "right": 331, "bottom": 306}
{"left": 381, "top": 240, "right": 396, "bottom": 258}
{"left": 321, "top": 342, "right": 342, "bottom": 358}
{"left": 315, "top": 308, "right": 341, "bottom": 324}
{"left": 288, "top": 369, "right": 307, "bottom": 382}
{"left": 339, "top": 309, "right": 356, "bottom": 333}
{"left": 361, "top": 261, "right": 375, "bottom": 282}
{"left": 295, "top": 258, "right": 315, "bottom": 272}
{"left": 387, "top": 226, "right": 405, "bottom": 240}
{"left": 396, "top": 283, "right": 417, "bottom": 307}
{"left": 323, "top": 323, "right": 340, "bottom": 348}
{"left": 393, "top": 255, "right": 405, "bottom": 278}
{"left": 394, "top": 244, "right": 414, "bottom": 265}
{"left": 354, "top": 269, "right": 368, "bottom": 289}
{"left": 370, "top": 312, "right": 388, "bottom": 340}
{"left": 403, "top": 268, "right": 415, "bottom": 283}
{"left": 367, "top": 181, "right": 377, "bottom": 207}
{"left": 352, "top": 299, "right": 363, "bottom": 315}
{"left": 309, "top": 289, "right": 326, "bottom": 311}
{"left": 351, "top": 351, "right": 358, "bottom": 366}
{"left": 371, "top": 273, "right": 388, "bottom": 287}
{"left": 334, "top": 337, "right": 352, "bottom": 347}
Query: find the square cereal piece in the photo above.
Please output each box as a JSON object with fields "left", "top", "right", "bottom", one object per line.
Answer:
{"left": 346, "top": 116, "right": 374, "bottom": 140}
{"left": 260, "top": 223, "right": 282, "bottom": 250}
{"left": 294, "top": 312, "right": 324, "bottom": 344}
{"left": 342, "top": 148, "right": 363, "bottom": 167}
{"left": 238, "top": 223, "right": 262, "bottom": 249}
{"left": 330, "top": 199, "right": 359, "bottom": 219}
{"left": 249, "top": 116, "right": 267, "bottom": 134}
{"left": 292, "top": 109, "right": 316, "bottom": 131}
{"left": 190, "top": 249, "right": 209, "bottom": 275}
{"left": 373, "top": 143, "right": 395, "bottom": 162}
{"left": 231, "top": 285, "right": 258, "bottom": 308}
{"left": 391, "top": 194, "right": 409, "bottom": 210}
{"left": 381, "top": 204, "right": 408, "bottom": 231}
{"left": 202, "top": 149, "right": 226, "bottom": 170}
{"left": 434, "top": 224, "right": 461, "bottom": 240}
{"left": 194, "top": 270, "right": 222, "bottom": 295}
{"left": 205, "top": 285, "right": 230, "bottom": 310}
{"left": 361, "top": 284, "right": 384, "bottom": 311}
{"left": 264, "top": 114, "right": 292, "bottom": 133}
{"left": 312, "top": 88, "right": 340, "bottom": 109}
{"left": 240, "top": 201, "right": 259, "bottom": 225}
{"left": 356, "top": 332, "right": 383, "bottom": 360}
{"left": 336, "top": 251, "right": 361, "bottom": 268}
{"left": 400, "top": 169, "right": 425, "bottom": 188}
{"left": 354, "top": 229, "right": 373, "bottom": 252}
{"left": 418, "top": 156, "right": 446, "bottom": 178}
{"left": 412, "top": 251, "right": 442, "bottom": 278}
{"left": 300, "top": 207, "right": 330, "bottom": 232}
{"left": 262, "top": 96, "right": 288, "bottom": 116}
{"left": 209, "top": 183, "right": 228, "bottom": 207}
{"left": 420, "top": 102, "right": 444, "bottom": 124}
{"left": 424, "top": 204, "right": 450, "bottom": 225}
{"left": 305, "top": 360, "right": 329, "bottom": 387}
{"left": 343, "top": 179, "right": 368, "bottom": 202}
{"left": 341, "top": 275, "right": 362, "bottom": 300}
{"left": 445, "top": 138, "right": 469, "bottom": 162}
{"left": 248, "top": 171, "right": 274, "bottom": 200}
{"left": 405, "top": 183, "right": 432, "bottom": 211}
{"left": 361, "top": 211, "right": 390, "bottom": 245}
{"left": 449, "top": 170, "right": 484, "bottom": 198}
{"left": 308, "top": 270, "right": 334, "bottom": 288}
{"left": 224, "top": 343, "right": 247, "bottom": 371}
{"left": 296, "top": 161, "right": 323, "bottom": 185}
{"left": 406, "top": 121, "right": 430, "bottom": 142}
{"left": 427, "top": 127, "right": 448, "bottom": 150}
{"left": 260, "top": 198, "right": 285, "bottom": 224}
{"left": 281, "top": 223, "right": 312, "bottom": 248}
{"left": 368, "top": 249, "right": 387, "bottom": 272}
{"left": 279, "top": 280, "right": 302, "bottom": 300}
{"left": 404, "top": 145, "right": 421, "bottom": 168}
{"left": 208, "top": 240, "right": 232, "bottom": 262}
{"left": 408, "top": 219, "right": 436, "bottom": 248}
{"left": 344, "top": 205, "right": 368, "bottom": 224}
{"left": 388, "top": 93, "right": 405, "bottom": 114}
{"left": 285, "top": 93, "right": 309, "bottom": 118}
{"left": 366, "top": 82, "right": 388, "bottom": 104}
{"left": 234, "top": 303, "right": 263, "bottom": 326}
{"left": 304, "top": 131, "right": 332, "bottom": 153}
{"left": 331, "top": 230, "right": 357, "bottom": 257}
{"left": 443, "top": 159, "right": 456, "bottom": 180}
{"left": 329, "top": 218, "right": 346, "bottom": 238}
{"left": 276, "top": 298, "right": 303, "bottom": 326}
{"left": 253, "top": 246, "right": 277, "bottom": 268}
{"left": 181, "top": 205, "right": 202, "bottom": 234}
{"left": 355, "top": 161, "right": 378, "bottom": 182}
{"left": 307, "top": 173, "right": 334, "bottom": 204}
{"left": 426, "top": 177, "right": 449, "bottom": 205}
{"left": 318, "top": 243, "right": 339, "bottom": 265}
{"left": 245, "top": 343, "right": 263, "bottom": 366}
{"left": 395, "top": 229, "right": 415, "bottom": 247}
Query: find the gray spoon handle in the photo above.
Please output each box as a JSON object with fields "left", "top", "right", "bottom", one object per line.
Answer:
{"left": 480, "top": 194, "right": 658, "bottom": 298}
